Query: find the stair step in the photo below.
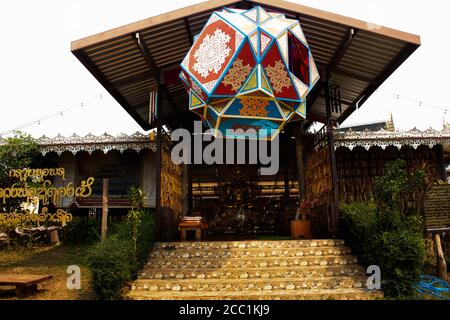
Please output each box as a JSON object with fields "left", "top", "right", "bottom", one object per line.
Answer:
{"left": 148, "top": 255, "right": 358, "bottom": 268}
{"left": 154, "top": 240, "right": 345, "bottom": 250}
{"left": 127, "top": 239, "right": 382, "bottom": 300}
{"left": 140, "top": 265, "right": 365, "bottom": 280}
{"left": 151, "top": 246, "right": 351, "bottom": 259}
{"left": 130, "top": 276, "right": 367, "bottom": 292}
{"left": 126, "top": 288, "right": 383, "bottom": 300}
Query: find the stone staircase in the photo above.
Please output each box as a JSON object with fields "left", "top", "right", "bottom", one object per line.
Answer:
{"left": 126, "top": 240, "right": 383, "bottom": 300}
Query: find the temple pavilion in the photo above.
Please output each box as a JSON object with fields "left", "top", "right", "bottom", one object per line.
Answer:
{"left": 62, "top": 0, "right": 447, "bottom": 240}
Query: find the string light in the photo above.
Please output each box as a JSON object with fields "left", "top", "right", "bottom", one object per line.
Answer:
{"left": 377, "top": 88, "right": 449, "bottom": 113}
{"left": 0, "top": 94, "right": 103, "bottom": 137}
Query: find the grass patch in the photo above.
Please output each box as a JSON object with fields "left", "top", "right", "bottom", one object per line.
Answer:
{"left": 0, "top": 245, "right": 94, "bottom": 300}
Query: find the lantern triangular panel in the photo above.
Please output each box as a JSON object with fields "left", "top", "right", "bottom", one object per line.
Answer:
{"left": 258, "top": 65, "right": 273, "bottom": 97}
{"left": 216, "top": 10, "right": 257, "bottom": 36}
{"left": 258, "top": 7, "right": 271, "bottom": 24}
{"left": 210, "top": 98, "right": 232, "bottom": 115}
{"left": 277, "top": 32, "right": 289, "bottom": 65}
{"left": 279, "top": 101, "right": 294, "bottom": 120}
{"left": 310, "top": 54, "right": 320, "bottom": 87}
{"left": 240, "top": 68, "right": 259, "bottom": 94}
{"left": 292, "top": 75, "right": 309, "bottom": 101}
{"left": 295, "top": 101, "right": 307, "bottom": 118}
{"left": 260, "top": 30, "right": 272, "bottom": 58}
{"left": 249, "top": 31, "right": 259, "bottom": 57}
{"left": 261, "top": 42, "right": 299, "bottom": 101}
{"left": 189, "top": 90, "right": 205, "bottom": 110}
{"left": 290, "top": 22, "right": 308, "bottom": 46}
{"left": 261, "top": 17, "right": 294, "bottom": 38}
{"left": 213, "top": 39, "right": 256, "bottom": 97}
{"left": 243, "top": 7, "right": 258, "bottom": 23}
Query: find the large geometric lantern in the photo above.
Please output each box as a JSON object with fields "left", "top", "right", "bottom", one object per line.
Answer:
{"left": 180, "top": 6, "right": 319, "bottom": 140}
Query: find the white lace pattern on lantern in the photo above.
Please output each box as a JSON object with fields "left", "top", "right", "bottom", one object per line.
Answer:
{"left": 261, "top": 34, "right": 271, "bottom": 54}
{"left": 193, "top": 28, "right": 231, "bottom": 78}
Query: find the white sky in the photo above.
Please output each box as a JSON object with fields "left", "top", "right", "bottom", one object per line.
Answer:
{"left": 0, "top": 0, "right": 449, "bottom": 138}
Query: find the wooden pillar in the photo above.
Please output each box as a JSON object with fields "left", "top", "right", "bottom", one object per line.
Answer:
{"left": 188, "top": 164, "right": 193, "bottom": 215}
{"left": 182, "top": 164, "right": 189, "bottom": 216}
{"left": 155, "top": 86, "right": 163, "bottom": 241}
{"left": 434, "top": 233, "right": 448, "bottom": 281}
{"left": 324, "top": 81, "right": 340, "bottom": 238}
{"left": 283, "top": 134, "right": 290, "bottom": 204}
{"left": 101, "top": 178, "right": 109, "bottom": 241}
{"left": 295, "top": 125, "right": 307, "bottom": 201}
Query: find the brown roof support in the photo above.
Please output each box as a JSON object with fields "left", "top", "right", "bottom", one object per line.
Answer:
{"left": 326, "top": 27, "right": 359, "bottom": 77}
{"left": 132, "top": 32, "right": 179, "bottom": 118}
{"left": 184, "top": 17, "right": 193, "bottom": 45}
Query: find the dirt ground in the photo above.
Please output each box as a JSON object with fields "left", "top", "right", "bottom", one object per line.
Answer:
{"left": 0, "top": 245, "right": 93, "bottom": 300}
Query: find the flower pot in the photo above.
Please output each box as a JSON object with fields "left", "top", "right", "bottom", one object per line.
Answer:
{"left": 291, "top": 220, "right": 312, "bottom": 239}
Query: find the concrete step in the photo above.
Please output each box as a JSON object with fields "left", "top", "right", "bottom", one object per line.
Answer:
{"left": 127, "top": 239, "right": 382, "bottom": 300}
{"left": 150, "top": 246, "right": 352, "bottom": 259}
{"left": 154, "top": 239, "right": 345, "bottom": 250}
{"left": 126, "top": 288, "right": 383, "bottom": 300}
{"left": 140, "top": 265, "right": 365, "bottom": 280}
{"left": 147, "top": 255, "right": 358, "bottom": 269}
{"left": 130, "top": 275, "right": 368, "bottom": 292}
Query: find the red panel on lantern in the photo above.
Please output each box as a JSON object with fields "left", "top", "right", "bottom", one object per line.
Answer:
{"left": 261, "top": 42, "right": 299, "bottom": 101}
{"left": 213, "top": 40, "right": 256, "bottom": 96}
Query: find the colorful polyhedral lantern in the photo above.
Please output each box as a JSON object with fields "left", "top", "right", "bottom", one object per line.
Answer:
{"left": 180, "top": 6, "right": 319, "bottom": 140}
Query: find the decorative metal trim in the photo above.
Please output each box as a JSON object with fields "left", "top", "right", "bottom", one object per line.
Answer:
{"left": 334, "top": 127, "right": 450, "bottom": 151}
{"left": 34, "top": 132, "right": 156, "bottom": 156}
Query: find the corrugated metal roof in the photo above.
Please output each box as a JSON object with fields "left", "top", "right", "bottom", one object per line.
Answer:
{"left": 71, "top": 0, "right": 420, "bottom": 130}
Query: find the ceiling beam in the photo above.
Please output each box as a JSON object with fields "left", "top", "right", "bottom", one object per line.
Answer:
{"left": 327, "top": 27, "right": 359, "bottom": 77}
{"left": 132, "top": 32, "right": 180, "bottom": 119}
{"left": 307, "top": 28, "right": 358, "bottom": 118}
{"left": 184, "top": 17, "right": 193, "bottom": 45}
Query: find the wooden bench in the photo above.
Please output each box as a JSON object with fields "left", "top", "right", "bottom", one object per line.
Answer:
{"left": 0, "top": 274, "right": 52, "bottom": 297}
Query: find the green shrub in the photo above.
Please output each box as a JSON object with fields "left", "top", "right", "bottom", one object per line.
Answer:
{"left": 86, "top": 236, "right": 138, "bottom": 299}
{"left": 63, "top": 218, "right": 100, "bottom": 245}
{"left": 371, "top": 221, "right": 425, "bottom": 297}
{"left": 86, "top": 211, "right": 155, "bottom": 299}
{"left": 135, "top": 211, "right": 156, "bottom": 267}
{"left": 340, "top": 160, "right": 427, "bottom": 299}
{"left": 340, "top": 202, "right": 377, "bottom": 265}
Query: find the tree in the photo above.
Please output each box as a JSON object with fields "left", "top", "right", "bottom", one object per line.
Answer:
{"left": 0, "top": 131, "right": 39, "bottom": 211}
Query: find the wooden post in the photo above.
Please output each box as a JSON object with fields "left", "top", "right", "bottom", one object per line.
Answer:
{"left": 188, "top": 164, "right": 193, "bottom": 215}
{"left": 324, "top": 80, "right": 340, "bottom": 238}
{"left": 283, "top": 134, "right": 290, "bottom": 205}
{"left": 155, "top": 85, "right": 163, "bottom": 241}
{"left": 434, "top": 233, "right": 448, "bottom": 281}
{"left": 101, "top": 178, "right": 109, "bottom": 241}
{"left": 182, "top": 164, "right": 188, "bottom": 217}
{"left": 294, "top": 125, "right": 307, "bottom": 201}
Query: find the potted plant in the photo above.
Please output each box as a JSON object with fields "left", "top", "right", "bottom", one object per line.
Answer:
{"left": 291, "top": 200, "right": 313, "bottom": 239}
